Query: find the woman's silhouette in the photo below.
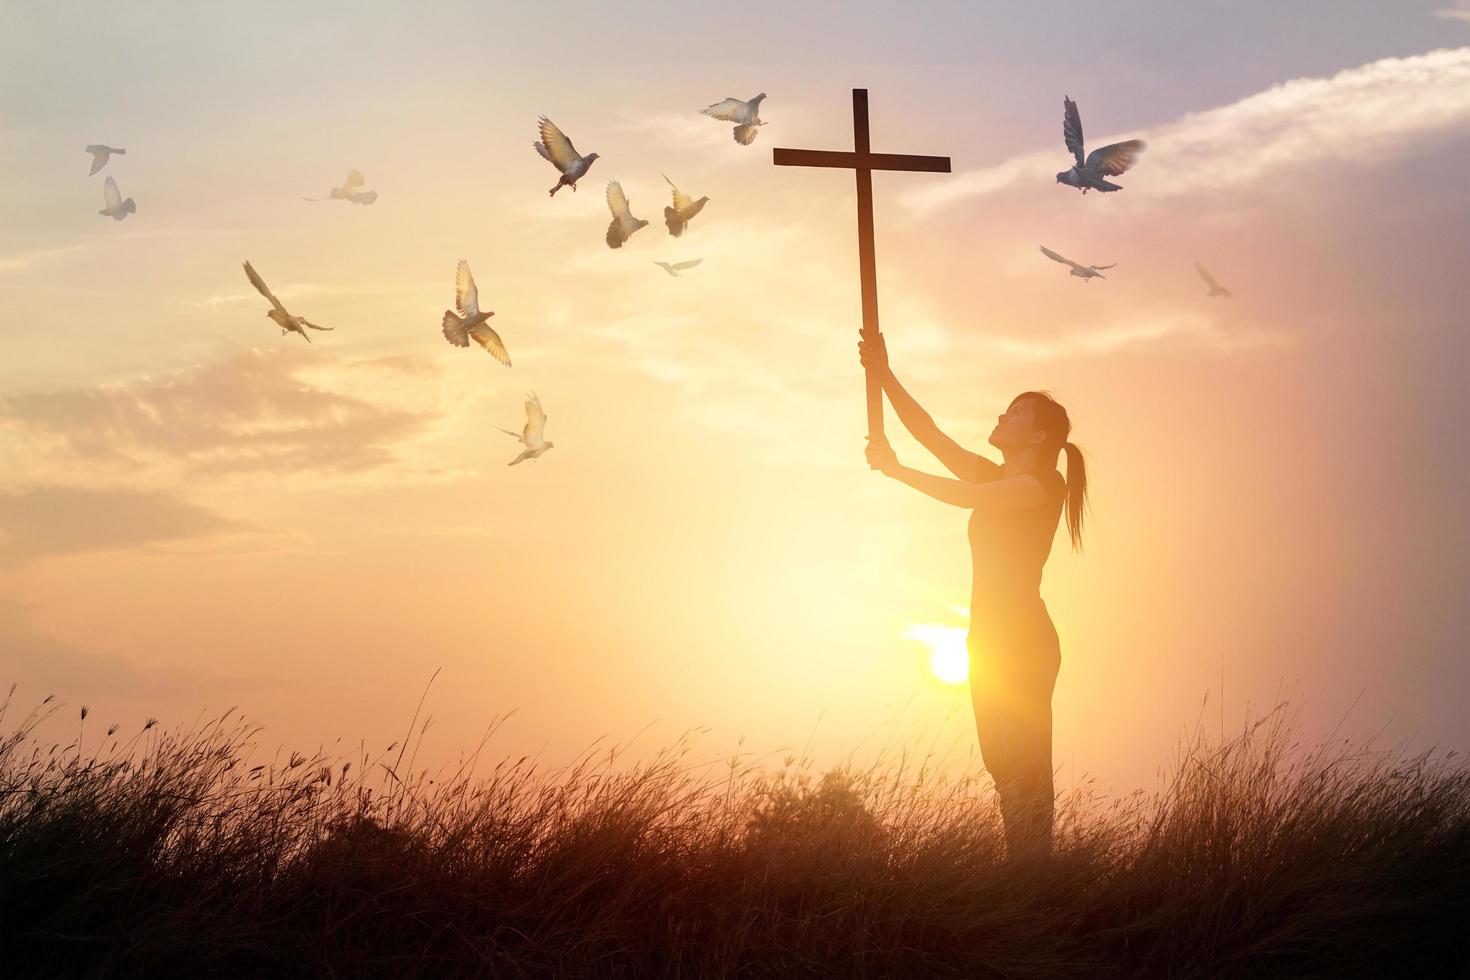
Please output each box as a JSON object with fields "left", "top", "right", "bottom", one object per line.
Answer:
{"left": 859, "top": 333, "right": 1087, "bottom": 857}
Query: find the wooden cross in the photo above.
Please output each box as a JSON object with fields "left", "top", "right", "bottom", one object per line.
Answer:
{"left": 773, "top": 89, "right": 950, "bottom": 451}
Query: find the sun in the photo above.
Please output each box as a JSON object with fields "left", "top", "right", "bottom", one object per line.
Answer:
{"left": 901, "top": 623, "right": 970, "bottom": 685}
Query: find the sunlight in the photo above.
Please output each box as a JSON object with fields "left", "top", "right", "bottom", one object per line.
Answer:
{"left": 902, "top": 623, "right": 970, "bottom": 685}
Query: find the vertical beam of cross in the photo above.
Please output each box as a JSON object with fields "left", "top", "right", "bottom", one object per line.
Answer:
{"left": 773, "top": 89, "right": 950, "bottom": 451}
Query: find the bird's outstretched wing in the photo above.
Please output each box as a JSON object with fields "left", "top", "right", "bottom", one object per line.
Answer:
{"left": 103, "top": 176, "right": 122, "bottom": 210}
{"left": 1085, "top": 140, "right": 1146, "bottom": 177}
{"left": 343, "top": 169, "right": 365, "bottom": 189}
{"left": 606, "top": 180, "right": 632, "bottom": 221}
{"left": 1063, "top": 96, "right": 1085, "bottom": 167}
{"left": 467, "top": 322, "right": 510, "bottom": 366}
{"left": 1091, "top": 263, "right": 1117, "bottom": 271}
{"left": 523, "top": 391, "right": 547, "bottom": 442}
{"left": 535, "top": 116, "right": 580, "bottom": 171}
{"left": 664, "top": 174, "right": 694, "bottom": 213}
{"left": 733, "top": 122, "right": 760, "bottom": 145}
{"left": 654, "top": 261, "right": 676, "bottom": 275}
{"left": 1039, "top": 245, "right": 1082, "bottom": 271}
{"left": 672, "top": 259, "right": 702, "bottom": 271}
{"left": 86, "top": 146, "right": 108, "bottom": 176}
{"left": 348, "top": 190, "right": 378, "bottom": 205}
{"left": 455, "top": 259, "right": 480, "bottom": 317}
{"left": 242, "top": 261, "right": 288, "bottom": 314}
{"left": 301, "top": 319, "right": 334, "bottom": 331}
{"left": 1197, "top": 262, "right": 1232, "bottom": 296}
{"left": 701, "top": 98, "right": 747, "bottom": 122}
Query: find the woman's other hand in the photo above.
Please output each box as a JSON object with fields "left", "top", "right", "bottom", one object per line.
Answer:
{"left": 866, "top": 438, "right": 900, "bottom": 475}
{"left": 857, "top": 331, "right": 889, "bottom": 372}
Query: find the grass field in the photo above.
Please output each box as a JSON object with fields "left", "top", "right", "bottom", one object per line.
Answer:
{"left": 2, "top": 686, "right": 1467, "bottom": 979}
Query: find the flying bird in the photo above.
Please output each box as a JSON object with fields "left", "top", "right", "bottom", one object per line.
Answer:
{"left": 701, "top": 93, "right": 766, "bottom": 145}
{"left": 242, "top": 261, "right": 334, "bottom": 342}
{"left": 303, "top": 169, "right": 377, "bottom": 205}
{"left": 1195, "top": 262, "right": 1233, "bottom": 298}
{"left": 441, "top": 260, "right": 510, "bottom": 365}
{"left": 604, "top": 180, "right": 648, "bottom": 249}
{"left": 534, "top": 116, "right": 599, "bottom": 196}
{"left": 498, "top": 391, "right": 554, "bottom": 466}
{"left": 97, "top": 176, "right": 135, "bottom": 221}
{"left": 85, "top": 145, "right": 125, "bottom": 176}
{"left": 654, "top": 259, "right": 703, "bottom": 278}
{"left": 1056, "top": 96, "right": 1146, "bottom": 193}
{"left": 662, "top": 174, "right": 708, "bottom": 237}
{"left": 1039, "top": 245, "right": 1115, "bottom": 282}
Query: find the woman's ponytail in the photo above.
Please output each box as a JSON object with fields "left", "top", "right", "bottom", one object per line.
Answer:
{"left": 1061, "top": 440, "right": 1088, "bottom": 552}
{"left": 1014, "top": 390, "right": 1089, "bottom": 552}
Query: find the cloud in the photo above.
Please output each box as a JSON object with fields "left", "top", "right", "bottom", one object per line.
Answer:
{"left": 0, "top": 243, "right": 91, "bottom": 274}
{"left": 904, "top": 47, "right": 1470, "bottom": 216}
{"left": 971, "top": 311, "right": 1288, "bottom": 362}
{"left": 0, "top": 597, "right": 275, "bottom": 701}
{"left": 0, "top": 349, "right": 451, "bottom": 485}
{"left": 1434, "top": 3, "right": 1470, "bottom": 22}
{"left": 0, "top": 486, "right": 239, "bottom": 566}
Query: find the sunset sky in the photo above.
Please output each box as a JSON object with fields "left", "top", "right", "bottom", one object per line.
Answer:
{"left": 2, "top": 1, "right": 1467, "bottom": 792}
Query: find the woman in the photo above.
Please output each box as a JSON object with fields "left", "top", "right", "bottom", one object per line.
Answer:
{"left": 859, "top": 332, "right": 1087, "bottom": 857}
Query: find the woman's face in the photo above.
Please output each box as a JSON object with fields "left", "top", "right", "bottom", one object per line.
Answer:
{"left": 988, "top": 396, "right": 1046, "bottom": 451}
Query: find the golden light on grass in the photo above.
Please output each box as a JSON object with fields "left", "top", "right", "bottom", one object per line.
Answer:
{"left": 902, "top": 622, "right": 970, "bottom": 685}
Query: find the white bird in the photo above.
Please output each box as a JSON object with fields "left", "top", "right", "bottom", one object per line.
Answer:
{"left": 242, "top": 261, "right": 334, "bottom": 341}
{"left": 1039, "top": 245, "right": 1115, "bottom": 282}
{"left": 98, "top": 176, "right": 136, "bottom": 221}
{"left": 701, "top": 93, "right": 766, "bottom": 145}
{"left": 604, "top": 180, "right": 648, "bottom": 249}
{"left": 534, "top": 116, "right": 599, "bottom": 197}
{"left": 441, "top": 260, "right": 510, "bottom": 365}
{"left": 498, "top": 391, "right": 554, "bottom": 466}
{"left": 1056, "top": 96, "right": 1146, "bottom": 194}
{"left": 303, "top": 169, "right": 377, "bottom": 205}
{"left": 1195, "top": 262, "right": 1233, "bottom": 298}
{"left": 85, "top": 145, "right": 125, "bottom": 176}
{"left": 654, "top": 259, "right": 703, "bottom": 277}
{"left": 662, "top": 174, "right": 709, "bottom": 237}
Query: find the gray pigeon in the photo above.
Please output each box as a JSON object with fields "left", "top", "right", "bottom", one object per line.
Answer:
{"left": 242, "top": 261, "right": 334, "bottom": 342}
{"left": 98, "top": 176, "right": 135, "bottom": 220}
{"left": 662, "top": 174, "right": 709, "bottom": 237}
{"left": 85, "top": 145, "right": 125, "bottom": 176}
{"left": 534, "top": 116, "right": 599, "bottom": 196}
{"left": 303, "top": 169, "right": 377, "bottom": 205}
{"left": 498, "top": 391, "right": 554, "bottom": 466}
{"left": 605, "top": 180, "right": 648, "bottom": 249}
{"left": 1056, "top": 96, "right": 1146, "bottom": 193}
{"left": 701, "top": 93, "right": 766, "bottom": 145}
{"left": 1195, "top": 262, "right": 1232, "bottom": 298}
{"left": 654, "top": 259, "right": 702, "bottom": 277}
{"left": 1040, "top": 245, "right": 1114, "bottom": 282}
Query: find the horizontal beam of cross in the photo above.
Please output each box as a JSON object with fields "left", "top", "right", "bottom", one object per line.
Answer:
{"left": 772, "top": 148, "right": 951, "bottom": 173}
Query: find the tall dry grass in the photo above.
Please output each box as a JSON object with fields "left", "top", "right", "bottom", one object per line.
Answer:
{"left": 2, "top": 684, "right": 1467, "bottom": 979}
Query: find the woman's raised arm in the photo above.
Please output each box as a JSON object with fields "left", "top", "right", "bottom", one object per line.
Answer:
{"left": 859, "top": 333, "right": 1000, "bottom": 483}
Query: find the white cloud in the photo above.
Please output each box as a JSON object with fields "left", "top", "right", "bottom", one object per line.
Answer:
{"left": 0, "top": 243, "right": 91, "bottom": 274}
{"left": 905, "top": 47, "right": 1470, "bottom": 216}
{"left": 968, "top": 311, "right": 1289, "bottom": 362}
{"left": 1434, "top": 3, "right": 1470, "bottom": 22}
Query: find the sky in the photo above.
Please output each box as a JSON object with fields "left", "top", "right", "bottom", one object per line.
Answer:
{"left": 2, "top": 1, "right": 1468, "bottom": 793}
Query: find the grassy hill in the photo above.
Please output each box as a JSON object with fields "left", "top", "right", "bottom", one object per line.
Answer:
{"left": 3, "top": 688, "right": 1467, "bottom": 978}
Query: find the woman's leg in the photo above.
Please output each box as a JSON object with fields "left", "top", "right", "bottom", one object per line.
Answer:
{"left": 969, "top": 621, "right": 1060, "bottom": 857}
